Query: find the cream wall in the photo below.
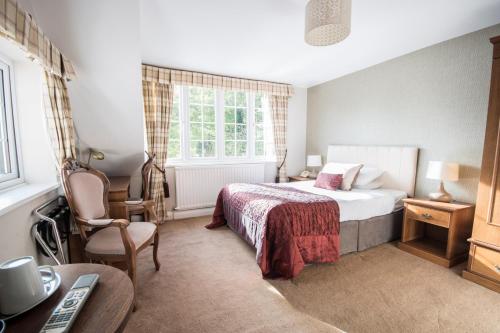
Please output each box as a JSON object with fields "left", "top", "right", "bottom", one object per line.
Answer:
{"left": 307, "top": 24, "right": 500, "bottom": 203}
{"left": 19, "top": 0, "right": 145, "bottom": 196}
{"left": 0, "top": 189, "right": 59, "bottom": 264}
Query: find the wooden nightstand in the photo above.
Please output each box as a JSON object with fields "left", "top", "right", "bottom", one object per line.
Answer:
{"left": 288, "top": 175, "right": 315, "bottom": 182}
{"left": 398, "top": 198, "right": 475, "bottom": 267}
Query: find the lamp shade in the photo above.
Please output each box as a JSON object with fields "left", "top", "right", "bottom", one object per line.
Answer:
{"left": 426, "top": 161, "right": 459, "bottom": 181}
{"left": 307, "top": 155, "right": 322, "bottom": 167}
{"left": 305, "top": 0, "right": 351, "bottom": 46}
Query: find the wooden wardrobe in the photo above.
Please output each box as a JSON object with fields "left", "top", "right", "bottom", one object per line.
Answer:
{"left": 462, "top": 35, "right": 500, "bottom": 292}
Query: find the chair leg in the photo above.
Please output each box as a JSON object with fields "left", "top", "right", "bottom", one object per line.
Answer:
{"left": 127, "top": 254, "right": 137, "bottom": 310}
{"left": 153, "top": 231, "right": 160, "bottom": 271}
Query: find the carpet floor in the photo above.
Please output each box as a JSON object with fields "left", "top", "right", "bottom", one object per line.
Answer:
{"left": 125, "top": 216, "right": 500, "bottom": 333}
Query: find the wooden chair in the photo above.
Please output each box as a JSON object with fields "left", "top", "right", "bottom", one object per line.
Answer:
{"left": 128, "top": 152, "right": 155, "bottom": 219}
{"left": 60, "top": 159, "right": 160, "bottom": 296}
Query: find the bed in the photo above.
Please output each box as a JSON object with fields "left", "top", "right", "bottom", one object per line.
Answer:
{"left": 207, "top": 145, "right": 419, "bottom": 279}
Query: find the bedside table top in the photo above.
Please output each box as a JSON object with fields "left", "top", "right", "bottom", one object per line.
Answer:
{"left": 403, "top": 198, "right": 474, "bottom": 212}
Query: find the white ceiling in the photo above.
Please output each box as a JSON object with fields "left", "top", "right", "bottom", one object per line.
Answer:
{"left": 141, "top": 0, "right": 500, "bottom": 88}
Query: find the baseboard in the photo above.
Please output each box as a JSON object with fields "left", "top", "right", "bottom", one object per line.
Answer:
{"left": 462, "top": 270, "right": 500, "bottom": 293}
{"left": 173, "top": 207, "right": 215, "bottom": 220}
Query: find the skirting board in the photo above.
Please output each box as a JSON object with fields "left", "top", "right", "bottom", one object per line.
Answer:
{"left": 173, "top": 207, "right": 215, "bottom": 220}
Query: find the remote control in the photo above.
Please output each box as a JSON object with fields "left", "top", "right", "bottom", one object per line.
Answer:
{"left": 40, "top": 274, "right": 99, "bottom": 333}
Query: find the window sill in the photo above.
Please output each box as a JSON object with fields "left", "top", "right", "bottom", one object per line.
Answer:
{"left": 0, "top": 182, "right": 59, "bottom": 217}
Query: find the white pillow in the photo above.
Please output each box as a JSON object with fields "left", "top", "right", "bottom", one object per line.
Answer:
{"left": 352, "top": 178, "right": 384, "bottom": 190}
{"left": 354, "top": 167, "right": 384, "bottom": 186}
{"left": 321, "top": 162, "right": 363, "bottom": 191}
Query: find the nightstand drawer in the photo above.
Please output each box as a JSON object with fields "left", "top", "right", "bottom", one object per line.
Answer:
{"left": 470, "top": 245, "right": 500, "bottom": 282}
{"left": 406, "top": 204, "right": 451, "bottom": 228}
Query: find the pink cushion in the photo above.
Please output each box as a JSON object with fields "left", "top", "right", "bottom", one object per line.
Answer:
{"left": 314, "top": 173, "right": 343, "bottom": 190}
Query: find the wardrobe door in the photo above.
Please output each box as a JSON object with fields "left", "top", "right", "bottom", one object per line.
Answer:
{"left": 473, "top": 40, "right": 500, "bottom": 246}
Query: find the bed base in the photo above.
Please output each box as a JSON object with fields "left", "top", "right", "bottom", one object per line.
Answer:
{"left": 340, "top": 208, "right": 403, "bottom": 255}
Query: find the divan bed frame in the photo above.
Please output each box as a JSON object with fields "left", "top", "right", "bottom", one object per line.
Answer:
{"left": 327, "top": 145, "right": 419, "bottom": 255}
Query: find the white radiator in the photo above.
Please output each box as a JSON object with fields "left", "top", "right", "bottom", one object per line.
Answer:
{"left": 174, "top": 163, "right": 265, "bottom": 210}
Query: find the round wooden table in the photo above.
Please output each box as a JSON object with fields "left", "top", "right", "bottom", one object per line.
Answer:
{"left": 5, "top": 264, "right": 134, "bottom": 333}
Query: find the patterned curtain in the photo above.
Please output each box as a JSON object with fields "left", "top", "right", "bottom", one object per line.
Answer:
{"left": 0, "top": 0, "right": 75, "bottom": 80}
{"left": 270, "top": 95, "right": 289, "bottom": 182}
{"left": 42, "top": 71, "right": 77, "bottom": 168}
{"left": 143, "top": 64, "right": 293, "bottom": 97}
{"left": 143, "top": 80, "right": 173, "bottom": 223}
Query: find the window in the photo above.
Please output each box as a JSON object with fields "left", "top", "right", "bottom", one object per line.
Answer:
{"left": 166, "top": 86, "right": 274, "bottom": 164}
{"left": 254, "top": 93, "right": 274, "bottom": 158}
{"left": 0, "top": 58, "right": 20, "bottom": 187}
{"left": 188, "top": 87, "right": 216, "bottom": 158}
{"left": 167, "top": 86, "right": 182, "bottom": 159}
{"left": 224, "top": 91, "right": 247, "bottom": 157}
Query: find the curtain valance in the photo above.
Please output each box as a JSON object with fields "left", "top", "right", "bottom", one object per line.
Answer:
{"left": 0, "top": 0, "right": 75, "bottom": 80}
{"left": 142, "top": 64, "right": 294, "bottom": 97}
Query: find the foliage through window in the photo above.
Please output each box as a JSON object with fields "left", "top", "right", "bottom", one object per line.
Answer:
{"left": 188, "top": 87, "right": 216, "bottom": 158}
{"left": 166, "top": 86, "right": 274, "bottom": 163}
{"left": 224, "top": 91, "right": 247, "bottom": 157}
{"left": 167, "top": 86, "right": 181, "bottom": 159}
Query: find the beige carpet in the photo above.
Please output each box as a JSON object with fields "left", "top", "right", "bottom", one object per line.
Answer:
{"left": 125, "top": 216, "right": 500, "bottom": 333}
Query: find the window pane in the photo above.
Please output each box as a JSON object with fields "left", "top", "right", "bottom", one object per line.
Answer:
{"left": 188, "top": 87, "right": 217, "bottom": 158}
{"left": 224, "top": 124, "right": 235, "bottom": 140}
{"left": 168, "top": 140, "right": 180, "bottom": 159}
{"left": 203, "top": 106, "right": 215, "bottom": 122}
{"left": 203, "top": 123, "right": 216, "bottom": 140}
{"left": 225, "top": 107, "right": 235, "bottom": 123}
{"left": 167, "top": 86, "right": 182, "bottom": 160}
{"left": 190, "top": 141, "right": 202, "bottom": 157}
{"left": 236, "top": 92, "right": 246, "bottom": 107}
{"left": 203, "top": 89, "right": 214, "bottom": 104}
{"left": 255, "top": 110, "right": 263, "bottom": 123}
{"left": 190, "top": 123, "right": 202, "bottom": 140}
{"left": 224, "top": 91, "right": 235, "bottom": 105}
{"left": 255, "top": 141, "right": 264, "bottom": 156}
{"left": 169, "top": 122, "right": 180, "bottom": 139}
{"left": 236, "top": 141, "right": 247, "bottom": 157}
{"left": 236, "top": 108, "right": 246, "bottom": 124}
{"left": 255, "top": 124, "right": 264, "bottom": 140}
{"left": 255, "top": 93, "right": 263, "bottom": 108}
{"left": 171, "top": 103, "right": 179, "bottom": 122}
{"left": 203, "top": 141, "right": 216, "bottom": 157}
{"left": 236, "top": 125, "right": 246, "bottom": 140}
{"left": 189, "top": 105, "right": 202, "bottom": 122}
{"left": 189, "top": 87, "right": 202, "bottom": 104}
{"left": 225, "top": 141, "right": 235, "bottom": 156}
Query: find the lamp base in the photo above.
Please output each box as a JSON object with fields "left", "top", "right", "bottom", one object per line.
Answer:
{"left": 428, "top": 181, "right": 453, "bottom": 203}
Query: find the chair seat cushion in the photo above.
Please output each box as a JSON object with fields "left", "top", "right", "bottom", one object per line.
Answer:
{"left": 85, "top": 222, "right": 156, "bottom": 255}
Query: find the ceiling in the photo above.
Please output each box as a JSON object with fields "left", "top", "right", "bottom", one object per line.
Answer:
{"left": 140, "top": 0, "right": 500, "bottom": 88}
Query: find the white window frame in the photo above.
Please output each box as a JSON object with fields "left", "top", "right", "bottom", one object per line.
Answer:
{"left": 0, "top": 55, "right": 22, "bottom": 190}
{"left": 167, "top": 86, "right": 275, "bottom": 165}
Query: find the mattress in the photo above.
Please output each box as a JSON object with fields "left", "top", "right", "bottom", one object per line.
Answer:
{"left": 284, "top": 180, "right": 407, "bottom": 222}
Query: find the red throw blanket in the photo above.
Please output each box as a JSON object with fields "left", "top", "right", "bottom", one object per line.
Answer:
{"left": 206, "top": 183, "right": 340, "bottom": 279}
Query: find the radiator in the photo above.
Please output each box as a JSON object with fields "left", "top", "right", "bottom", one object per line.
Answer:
{"left": 175, "top": 163, "right": 265, "bottom": 210}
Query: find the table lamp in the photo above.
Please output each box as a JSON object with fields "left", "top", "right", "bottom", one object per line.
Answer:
{"left": 426, "top": 161, "right": 459, "bottom": 202}
{"left": 307, "top": 155, "right": 322, "bottom": 178}
{"left": 87, "top": 148, "right": 105, "bottom": 166}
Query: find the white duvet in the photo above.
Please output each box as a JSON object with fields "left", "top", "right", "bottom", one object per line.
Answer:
{"left": 284, "top": 180, "right": 407, "bottom": 222}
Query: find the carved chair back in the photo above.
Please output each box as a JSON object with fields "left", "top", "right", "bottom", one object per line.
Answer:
{"left": 61, "top": 158, "right": 111, "bottom": 242}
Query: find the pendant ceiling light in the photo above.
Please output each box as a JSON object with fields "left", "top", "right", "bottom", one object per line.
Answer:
{"left": 305, "top": 0, "right": 352, "bottom": 46}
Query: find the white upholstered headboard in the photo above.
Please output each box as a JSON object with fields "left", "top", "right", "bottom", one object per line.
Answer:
{"left": 326, "top": 145, "right": 419, "bottom": 196}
